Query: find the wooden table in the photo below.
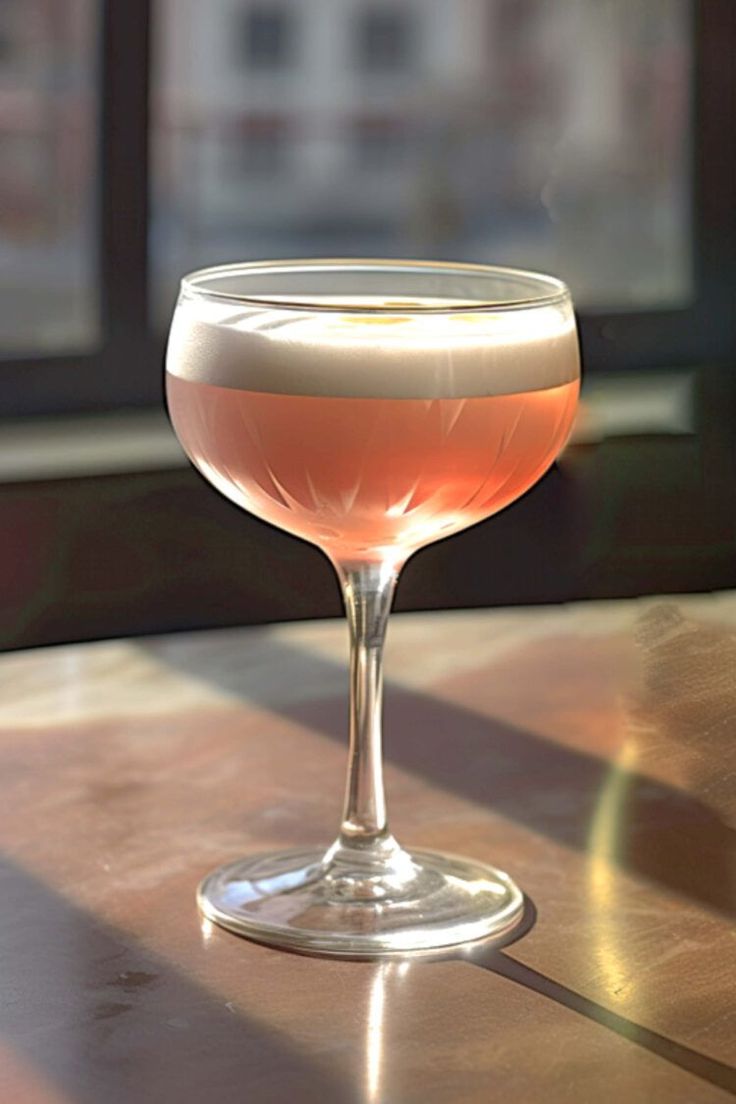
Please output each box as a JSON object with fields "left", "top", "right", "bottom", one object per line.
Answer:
{"left": 0, "top": 594, "right": 734, "bottom": 1103}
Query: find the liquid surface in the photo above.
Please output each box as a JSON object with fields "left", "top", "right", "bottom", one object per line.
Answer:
{"left": 167, "top": 376, "right": 579, "bottom": 561}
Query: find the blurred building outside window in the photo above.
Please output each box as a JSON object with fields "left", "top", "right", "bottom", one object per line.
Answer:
{"left": 151, "top": 0, "right": 692, "bottom": 327}
{"left": 0, "top": 0, "right": 694, "bottom": 367}
{"left": 0, "top": 0, "right": 98, "bottom": 354}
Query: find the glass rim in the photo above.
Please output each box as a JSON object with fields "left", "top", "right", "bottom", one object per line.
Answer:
{"left": 179, "top": 258, "right": 571, "bottom": 314}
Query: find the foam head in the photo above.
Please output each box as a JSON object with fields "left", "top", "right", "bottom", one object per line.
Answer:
{"left": 167, "top": 277, "right": 580, "bottom": 400}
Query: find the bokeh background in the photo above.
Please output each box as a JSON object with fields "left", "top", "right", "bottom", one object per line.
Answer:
{"left": 3, "top": 0, "right": 693, "bottom": 352}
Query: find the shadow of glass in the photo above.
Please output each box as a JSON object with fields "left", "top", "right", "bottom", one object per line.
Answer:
{"left": 455, "top": 899, "right": 736, "bottom": 1095}
{"left": 0, "top": 857, "right": 347, "bottom": 1104}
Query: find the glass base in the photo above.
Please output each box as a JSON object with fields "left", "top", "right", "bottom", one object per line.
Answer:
{"left": 197, "top": 846, "right": 524, "bottom": 958}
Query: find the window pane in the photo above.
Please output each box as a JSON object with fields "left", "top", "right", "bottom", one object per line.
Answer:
{"left": 238, "top": 6, "right": 294, "bottom": 69}
{"left": 356, "top": 7, "right": 414, "bottom": 72}
{"left": 0, "top": 0, "right": 99, "bottom": 355}
{"left": 152, "top": 0, "right": 692, "bottom": 322}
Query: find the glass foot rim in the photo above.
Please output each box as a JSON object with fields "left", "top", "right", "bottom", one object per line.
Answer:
{"left": 197, "top": 847, "right": 525, "bottom": 959}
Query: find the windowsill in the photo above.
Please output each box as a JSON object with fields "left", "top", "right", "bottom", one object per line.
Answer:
{"left": 0, "top": 369, "right": 696, "bottom": 485}
{"left": 573, "top": 368, "right": 695, "bottom": 444}
{"left": 0, "top": 409, "right": 186, "bottom": 483}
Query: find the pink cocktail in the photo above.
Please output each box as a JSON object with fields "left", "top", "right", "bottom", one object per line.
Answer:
{"left": 166, "top": 261, "right": 580, "bottom": 957}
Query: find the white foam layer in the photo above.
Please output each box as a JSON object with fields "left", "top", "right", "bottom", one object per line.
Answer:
{"left": 166, "top": 294, "right": 579, "bottom": 399}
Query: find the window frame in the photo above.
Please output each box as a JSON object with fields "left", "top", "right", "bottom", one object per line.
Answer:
{"left": 1, "top": 0, "right": 734, "bottom": 418}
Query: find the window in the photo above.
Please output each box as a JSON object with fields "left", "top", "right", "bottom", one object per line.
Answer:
{"left": 0, "top": 0, "right": 99, "bottom": 355}
{"left": 237, "top": 5, "right": 292, "bottom": 70}
{"left": 1, "top": 0, "right": 734, "bottom": 417}
{"left": 0, "top": 31, "right": 16, "bottom": 67}
{"left": 153, "top": 0, "right": 695, "bottom": 321}
{"left": 353, "top": 116, "right": 408, "bottom": 171}
{"left": 232, "top": 116, "right": 288, "bottom": 175}
{"left": 356, "top": 6, "right": 413, "bottom": 72}
{"left": 0, "top": 3, "right": 22, "bottom": 70}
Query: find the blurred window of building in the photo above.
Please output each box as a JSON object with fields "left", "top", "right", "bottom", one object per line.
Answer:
{"left": 238, "top": 5, "right": 294, "bottom": 70}
{"left": 4, "top": 0, "right": 721, "bottom": 417}
{"left": 152, "top": 0, "right": 693, "bottom": 326}
{"left": 0, "top": 14, "right": 20, "bottom": 68}
{"left": 353, "top": 116, "right": 408, "bottom": 171}
{"left": 356, "top": 6, "right": 414, "bottom": 72}
{"left": 0, "top": 0, "right": 99, "bottom": 355}
{"left": 231, "top": 115, "right": 289, "bottom": 176}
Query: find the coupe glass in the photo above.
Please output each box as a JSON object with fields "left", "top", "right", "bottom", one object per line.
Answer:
{"left": 166, "top": 259, "right": 580, "bottom": 957}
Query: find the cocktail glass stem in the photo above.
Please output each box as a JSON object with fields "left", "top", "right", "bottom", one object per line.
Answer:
{"left": 323, "top": 560, "right": 415, "bottom": 887}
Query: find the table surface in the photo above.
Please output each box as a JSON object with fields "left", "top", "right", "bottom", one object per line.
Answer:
{"left": 1, "top": 592, "right": 735, "bottom": 1103}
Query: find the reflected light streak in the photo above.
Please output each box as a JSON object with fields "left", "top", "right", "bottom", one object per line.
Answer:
{"left": 366, "top": 964, "right": 387, "bottom": 1103}
{"left": 365, "top": 961, "right": 411, "bottom": 1102}
{"left": 200, "top": 917, "right": 216, "bottom": 943}
{"left": 587, "top": 739, "right": 638, "bottom": 1003}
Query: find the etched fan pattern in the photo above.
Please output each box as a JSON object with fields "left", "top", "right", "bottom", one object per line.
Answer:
{"left": 170, "top": 378, "right": 578, "bottom": 557}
